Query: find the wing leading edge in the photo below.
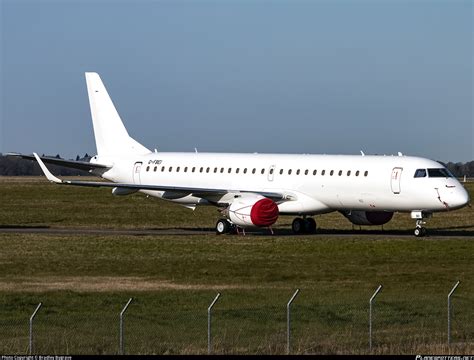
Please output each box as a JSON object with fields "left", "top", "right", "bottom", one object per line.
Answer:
{"left": 33, "top": 153, "right": 290, "bottom": 202}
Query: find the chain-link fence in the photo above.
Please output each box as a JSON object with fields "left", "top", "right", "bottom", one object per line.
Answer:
{"left": 0, "top": 286, "right": 472, "bottom": 355}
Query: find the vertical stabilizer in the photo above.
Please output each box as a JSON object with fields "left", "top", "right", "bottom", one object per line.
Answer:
{"left": 85, "top": 72, "right": 150, "bottom": 156}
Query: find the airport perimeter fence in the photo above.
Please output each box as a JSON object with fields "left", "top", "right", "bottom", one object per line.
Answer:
{"left": 0, "top": 284, "right": 472, "bottom": 355}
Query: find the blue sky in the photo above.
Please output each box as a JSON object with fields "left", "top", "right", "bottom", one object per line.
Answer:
{"left": 1, "top": 0, "right": 472, "bottom": 162}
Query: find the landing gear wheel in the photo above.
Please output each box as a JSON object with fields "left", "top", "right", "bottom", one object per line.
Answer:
{"left": 292, "top": 218, "right": 305, "bottom": 234}
{"left": 216, "top": 219, "right": 231, "bottom": 234}
{"left": 414, "top": 227, "right": 427, "bottom": 237}
{"left": 304, "top": 218, "right": 317, "bottom": 234}
{"left": 413, "top": 216, "right": 430, "bottom": 238}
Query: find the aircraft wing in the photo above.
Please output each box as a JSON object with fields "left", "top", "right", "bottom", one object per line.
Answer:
{"left": 33, "top": 153, "right": 290, "bottom": 202}
{"left": 7, "top": 153, "right": 111, "bottom": 172}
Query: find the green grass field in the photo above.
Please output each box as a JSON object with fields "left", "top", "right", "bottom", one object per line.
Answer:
{"left": 0, "top": 177, "right": 472, "bottom": 354}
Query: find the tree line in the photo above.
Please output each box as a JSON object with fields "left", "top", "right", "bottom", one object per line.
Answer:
{"left": 0, "top": 153, "right": 473, "bottom": 177}
{"left": 442, "top": 161, "right": 474, "bottom": 178}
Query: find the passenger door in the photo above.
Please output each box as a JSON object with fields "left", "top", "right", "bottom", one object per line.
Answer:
{"left": 133, "top": 162, "right": 142, "bottom": 184}
{"left": 391, "top": 167, "right": 403, "bottom": 194}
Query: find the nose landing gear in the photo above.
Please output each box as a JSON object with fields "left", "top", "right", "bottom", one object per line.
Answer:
{"left": 414, "top": 220, "right": 427, "bottom": 237}
{"left": 411, "top": 211, "right": 431, "bottom": 237}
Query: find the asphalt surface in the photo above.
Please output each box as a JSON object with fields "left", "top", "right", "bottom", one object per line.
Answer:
{"left": 0, "top": 226, "right": 472, "bottom": 238}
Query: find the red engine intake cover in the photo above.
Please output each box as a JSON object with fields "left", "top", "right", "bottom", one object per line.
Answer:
{"left": 250, "top": 198, "right": 279, "bottom": 226}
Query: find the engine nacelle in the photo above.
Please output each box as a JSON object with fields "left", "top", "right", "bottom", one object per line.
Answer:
{"left": 227, "top": 195, "right": 279, "bottom": 227}
{"left": 342, "top": 210, "right": 394, "bottom": 226}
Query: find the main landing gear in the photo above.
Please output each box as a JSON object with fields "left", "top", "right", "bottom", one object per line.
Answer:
{"left": 216, "top": 219, "right": 235, "bottom": 235}
{"left": 292, "top": 217, "right": 317, "bottom": 234}
{"left": 216, "top": 216, "right": 318, "bottom": 235}
{"left": 411, "top": 211, "right": 431, "bottom": 237}
{"left": 215, "top": 219, "right": 274, "bottom": 235}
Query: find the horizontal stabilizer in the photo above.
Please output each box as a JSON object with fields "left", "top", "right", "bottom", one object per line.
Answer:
{"left": 7, "top": 153, "right": 111, "bottom": 172}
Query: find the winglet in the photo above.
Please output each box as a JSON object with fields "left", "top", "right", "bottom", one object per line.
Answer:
{"left": 33, "top": 153, "right": 63, "bottom": 184}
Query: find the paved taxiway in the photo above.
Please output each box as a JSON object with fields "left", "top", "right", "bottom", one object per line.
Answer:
{"left": 0, "top": 226, "right": 472, "bottom": 238}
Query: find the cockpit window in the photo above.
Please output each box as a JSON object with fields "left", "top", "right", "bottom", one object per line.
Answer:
{"left": 414, "top": 169, "right": 427, "bottom": 178}
{"left": 428, "top": 168, "right": 453, "bottom": 178}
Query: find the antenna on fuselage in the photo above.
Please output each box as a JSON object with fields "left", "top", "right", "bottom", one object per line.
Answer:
{"left": 398, "top": 152, "right": 403, "bottom": 156}
{"left": 360, "top": 150, "right": 365, "bottom": 156}
{"left": 195, "top": 148, "right": 198, "bottom": 153}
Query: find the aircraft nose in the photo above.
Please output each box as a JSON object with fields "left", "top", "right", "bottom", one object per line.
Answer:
{"left": 452, "top": 186, "right": 470, "bottom": 209}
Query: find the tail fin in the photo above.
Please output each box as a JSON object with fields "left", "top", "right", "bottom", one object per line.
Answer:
{"left": 85, "top": 72, "right": 150, "bottom": 157}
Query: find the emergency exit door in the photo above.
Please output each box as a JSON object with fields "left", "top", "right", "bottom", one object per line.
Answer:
{"left": 267, "top": 165, "right": 276, "bottom": 181}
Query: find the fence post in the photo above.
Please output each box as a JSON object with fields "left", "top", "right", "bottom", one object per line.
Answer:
{"left": 208, "top": 293, "right": 221, "bottom": 355}
{"left": 119, "top": 298, "right": 133, "bottom": 355}
{"left": 287, "top": 289, "right": 300, "bottom": 355}
{"left": 369, "top": 285, "right": 382, "bottom": 352}
{"left": 29, "top": 302, "right": 42, "bottom": 355}
{"left": 448, "top": 281, "right": 460, "bottom": 346}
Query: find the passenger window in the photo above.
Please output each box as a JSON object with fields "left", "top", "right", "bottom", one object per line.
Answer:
{"left": 364, "top": 171, "right": 368, "bottom": 177}
{"left": 228, "top": 168, "right": 232, "bottom": 173}
{"left": 220, "top": 168, "right": 224, "bottom": 173}
{"left": 414, "top": 169, "right": 427, "bottom": 178}
{"left": 270, "top": 168, "right": 274, "bottom": 175}
{"left": 280, "top": 169, "right": 283, "bottom": 175}
{"left": 244, "top": 168, "right": 247, "bottom": 174}
{"left": 252, "top": 169, "right": 256, "bottom": 174}
{"left": 214, "top": 167, "right": 218, "bottom": 173}
{"left": 296, "top": 169, "right": 300, "bottom": 175}
{"left": 304, "top": 169, "right": 308, "bottom": 175}
{"left": 161, "top": 166, "right": 165, "bottom": 172}
{"left": 355, "top": 170, "right": 359, "bottom": 176}
{"left": 347, "top": 170, "right": 351, "bottom": 176}
{"left": 338, "top": 170, "right": 342, "bottom": 176}
{"left": 169, "top": 167, "right": 173, "bottom": 172}
{"left": 330, "top": 170, "right": 334, "bottom": 176}
{"left": 176, "top": 167, "right": 180, "bottom": 172}
{"left": 192, "top": 167, "right": 196, "bottom": 173}
{"left": 199, "top": 167, "right": 203, "bottom": 173}
{"left": 288, "top": 169, "right": 292, "bottom": 175}
{"left": 313, "top": 170, "right": 317, "bottom": 175}
{"left": 184, "top": 167, "right": 188, "bottom": 172}
{"left": 146, "top": 166, "right": 150, "bottom": 172}
{"left": 154, "top": 166, "right": 157, "bottom": 172}
{"left": 236, "top": 168, "right": 240, "bottom": 174}
{"left": 206, "top": 167, "right": 210, "bottom": 173}
{"left": 322, "top": 170, "right": 325, "bottom": 176}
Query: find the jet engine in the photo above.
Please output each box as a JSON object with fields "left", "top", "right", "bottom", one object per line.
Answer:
{"left": 227, "top": 195, "right": 279, "bottom": 227}
{"left": 341, "top": 211, "right": 394, "bottom": 226}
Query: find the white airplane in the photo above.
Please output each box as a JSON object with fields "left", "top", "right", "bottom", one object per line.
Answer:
{"left": 12, "top": 73, "right": 470, "bottom": 237}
